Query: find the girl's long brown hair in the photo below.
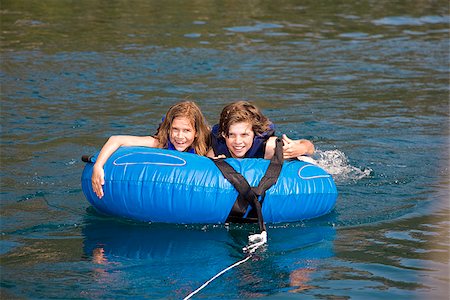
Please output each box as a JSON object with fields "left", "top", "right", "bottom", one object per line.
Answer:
{"left": 155, "top": 101, "right": 210, "bottom": 156}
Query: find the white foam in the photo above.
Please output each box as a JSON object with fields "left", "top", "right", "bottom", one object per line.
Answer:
{"left": 308, "top": 149, "right": 371, "bottom": 182}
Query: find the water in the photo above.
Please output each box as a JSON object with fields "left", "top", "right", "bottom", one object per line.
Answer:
{"left": 1, "top": 0, "right": 449, "bottom": 299}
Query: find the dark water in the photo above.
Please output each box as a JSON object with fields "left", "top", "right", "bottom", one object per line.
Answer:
{"left": 1, "top": 0, "right": 449, "bottom": 299}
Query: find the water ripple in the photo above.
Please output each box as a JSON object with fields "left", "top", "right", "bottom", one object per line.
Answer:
{"left": 373, "top": 15, "right": 450, "bottom": 26}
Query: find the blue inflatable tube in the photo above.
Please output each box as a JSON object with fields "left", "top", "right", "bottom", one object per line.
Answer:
{"left": 81, "top": 147, "right": 338, "bottom": 224}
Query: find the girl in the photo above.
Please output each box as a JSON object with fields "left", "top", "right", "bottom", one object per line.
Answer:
{"left": 92, "top": 101, "right": 210, "bottom": 198}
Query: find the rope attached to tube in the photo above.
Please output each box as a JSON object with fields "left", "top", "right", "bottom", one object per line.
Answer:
{"left": 183, "top": 231, "right": 267, "bottom": 300}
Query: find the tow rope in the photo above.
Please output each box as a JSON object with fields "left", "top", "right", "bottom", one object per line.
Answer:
{"left": 184, "top": 139, "right": 284, "bottom": 299}
{"left": 183, "top": 230, "right": 268, "bottom": 300}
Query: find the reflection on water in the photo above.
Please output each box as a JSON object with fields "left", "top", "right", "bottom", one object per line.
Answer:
{"left": 331, "top": 210, "right": 450, "bottom": 299}
{"left": 1, "top": 0, "right": 449, "bottom": 298}
{"left": 80, "top": 216, "right": 335, "bottom": 299}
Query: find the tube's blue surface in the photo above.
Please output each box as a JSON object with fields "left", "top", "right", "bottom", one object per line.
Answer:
{"left": 81, "top": 147, "right": 338, "bottom": 224}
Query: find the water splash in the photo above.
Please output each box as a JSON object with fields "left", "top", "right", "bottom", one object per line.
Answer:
{"left": 309, "top": 149, "right": 372, "bottom": 183}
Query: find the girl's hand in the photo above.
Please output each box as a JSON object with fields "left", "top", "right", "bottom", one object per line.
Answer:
{"left": 91, "top": 164, "right": 105, "bottom": 199}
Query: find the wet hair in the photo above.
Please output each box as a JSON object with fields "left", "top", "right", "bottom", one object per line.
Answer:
{"left": 218, "top": 101, "right": 272, "bottom": 138}
{"left": 155, "top": 101, "right": 210, "bottom": 156}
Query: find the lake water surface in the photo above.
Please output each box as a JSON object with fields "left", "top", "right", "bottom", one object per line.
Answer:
{"left": 1, "top": 1, "right": 449, "bottom": 299}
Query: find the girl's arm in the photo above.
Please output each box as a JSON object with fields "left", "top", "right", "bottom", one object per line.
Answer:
{"left": 206, "top": 148, "right": 227, "bottom": 159}
{"left": 206, "top": 148, "right": 216, "bottom": 158}
{"left": 92, "top": 135, "right": 159, "bottom": 198}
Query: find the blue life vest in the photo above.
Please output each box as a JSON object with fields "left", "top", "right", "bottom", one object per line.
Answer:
{"left": 167, "top": 139, "right": 195, "bottom": 154}
{"left": 210, "top": 123, "right": 275, "bottom": 158}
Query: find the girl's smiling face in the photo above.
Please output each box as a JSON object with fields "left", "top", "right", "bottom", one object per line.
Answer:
{"left": 223, "top": 122, "right": 254, "bottom": 158}
{"left": 169, "top": 117, "right": 196, "bottom": 151}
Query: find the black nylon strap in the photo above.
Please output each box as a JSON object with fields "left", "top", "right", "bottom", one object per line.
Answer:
{"left": 213, "top": 159, "right": 253, "bottom": 218}
{"left": 246, "top": 138, "right": 283, "bottom": 219}
{"left": 252, "top": 138, "right": 283, "bottom": 198}
{"left": 81, "top": 155, "right": 93, "bottom": 163}
{"left": 212, "top": 138, "right": 284, "bottom": 232}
